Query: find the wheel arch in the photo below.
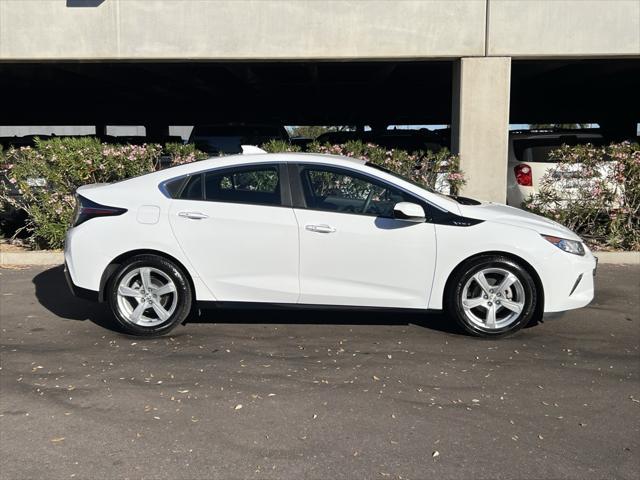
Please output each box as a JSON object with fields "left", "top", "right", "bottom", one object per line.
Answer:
{"left": 442, "top": 250, "right": 545, "bottom": 318}
{"left": 98, "top": 249, "right": 196, "bottom": 303}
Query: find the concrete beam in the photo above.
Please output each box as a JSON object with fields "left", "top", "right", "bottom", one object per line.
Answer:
{"left": 452, "top": 57, "right": 511, "bottom": 203}
{"left": 0, "top": 0, "right": 485, "bottom": 60}
{"left": 1, "top": 1, "right": 638, "bottom": 60}
{"left": 488, "top": 0, "right": 640, "bottom": 57}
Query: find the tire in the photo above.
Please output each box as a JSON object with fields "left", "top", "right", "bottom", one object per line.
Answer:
{"left": 444, "top": 255, "right": 538, "bottom": 338}
{"left": 107, "top": 254, "right": 193, "bottom": 337}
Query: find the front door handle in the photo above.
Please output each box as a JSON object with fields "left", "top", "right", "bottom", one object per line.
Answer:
{"left": 305, "top": 224, "right": 336, "bottom": 234}
{"left": 178, "top": 211, "right": 209, "bottom": 220}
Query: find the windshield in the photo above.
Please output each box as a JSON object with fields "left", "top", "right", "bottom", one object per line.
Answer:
{"left": 365, "top": 162, "right": 436, "bottom": 193}
{"left": 365, "top": 161, "right": 473, "bottom": 205}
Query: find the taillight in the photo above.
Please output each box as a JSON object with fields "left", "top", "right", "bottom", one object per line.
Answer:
{"left": 514, "top": 164, "right": 533, "bottom": 186}
{"left": 73, "top": 194, "right": 127, "bottom": 226}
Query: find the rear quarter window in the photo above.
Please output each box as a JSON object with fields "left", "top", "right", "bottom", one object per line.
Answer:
{"left": 162, "top": 177, "right": 188, "bottom": 198}
{"left": 180, "top": 175, "right": 203, "bottom": 200}
{"left": 513, "top": 136, "right": 604, "bottom": 163}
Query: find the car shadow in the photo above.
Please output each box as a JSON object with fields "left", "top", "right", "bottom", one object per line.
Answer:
{"left": 191, "top": 306, "right": 463, "bottom": 336}
{"left": 32, "top": 266, "right": 120, "bottom": 333}
{"left": 33, "top": 266, "right": 463, "bottom": 336}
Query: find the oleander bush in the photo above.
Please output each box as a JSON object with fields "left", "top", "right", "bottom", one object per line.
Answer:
{"left": 163, "top": 142, "right": 209, "bottom": 165}
{"left": 263, "top": 139, "right": 465, "bottom": 195}
{"left": 523, "top": 141, "right": 640, "bottom": 250}
{"left": 0, "top": 137, "right": 206, "bottom": 249}
{"left": 0, "top": 136, "right": 464, "bottom": 250}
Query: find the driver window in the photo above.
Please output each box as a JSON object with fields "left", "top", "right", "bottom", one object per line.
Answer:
{"left": 301, "top": 166, "right": 410, "bottom": 217}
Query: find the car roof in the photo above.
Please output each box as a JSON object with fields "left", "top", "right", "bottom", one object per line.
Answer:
{"left": 155, "top": 152, "right": 366, "bottom": 179}
{"left": 114, "top": 151, "right": 461, "bottom": 214}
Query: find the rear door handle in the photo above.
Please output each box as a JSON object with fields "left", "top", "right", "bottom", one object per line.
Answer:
{"left": 178, "top": 211, "right": 209, "bottom": 220}
{"left": 305, "top": 224, "right": 336, "bottom": 234}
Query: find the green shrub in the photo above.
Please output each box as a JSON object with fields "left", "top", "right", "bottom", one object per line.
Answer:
{"left": 292, "top": 140, "right": 464, "bottom": 195}
{"left": 523, "top": 141, "right": 639, "bottom": 250}
{"left": 1, "top": 136, "right": 462, "bottom": 250}
{"left": 1, "top": 137, "right": 164, "bottom": 249}
{"left": 164, "top": 142, "right": 209, "bottom": 165}
{"left": 261, "top": 139, "right": 302, "bottom": 153}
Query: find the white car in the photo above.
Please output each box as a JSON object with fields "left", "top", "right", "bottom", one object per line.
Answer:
{"left": 506, "top": 130, "right": 603, "bottom": 207}
{"left": 65, "top": 152, "right": 597, "bottom": 338}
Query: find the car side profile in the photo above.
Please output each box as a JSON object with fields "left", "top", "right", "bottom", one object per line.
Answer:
{"left": 65, "top": 152, "right": 597, "bottom": 338}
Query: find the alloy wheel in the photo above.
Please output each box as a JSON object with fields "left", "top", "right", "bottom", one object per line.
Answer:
{"left": 116, "top": 267, "right": 178, "bottom": 327}
{"left": 460, "top": 267, "right": 526, "bottom": 330}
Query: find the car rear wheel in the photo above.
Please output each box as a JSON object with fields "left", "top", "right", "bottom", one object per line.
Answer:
{"left": 445, "top": 255, "right": 538, "bottom": 338}
{"left": 107, "top": 255, "right": 193, "bottom": 337}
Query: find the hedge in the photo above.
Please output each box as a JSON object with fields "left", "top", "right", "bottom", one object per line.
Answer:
{"left": 0, "top": 138, "right": 205, "bottom": 248}
{"left": 523, "top": 141, "right": 639, "bottom": 251}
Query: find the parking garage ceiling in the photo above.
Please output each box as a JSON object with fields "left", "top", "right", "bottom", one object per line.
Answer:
{"left": 0, "top": 59, "right": 637, "bottom": 127}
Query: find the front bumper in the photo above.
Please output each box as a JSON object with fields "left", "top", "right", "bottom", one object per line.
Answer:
{"left": 542, "top": 247, "right": 597, "bottom": 313}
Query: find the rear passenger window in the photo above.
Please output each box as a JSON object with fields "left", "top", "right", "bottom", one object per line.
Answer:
{"left": 204, "top": 165, "right": 281, "bottom": 206}
{"left": 180, "top": 175, "right": 203, "bottom": 200}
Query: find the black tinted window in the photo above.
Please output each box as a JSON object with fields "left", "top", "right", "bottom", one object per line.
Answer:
{"left": 164, "top": 177, "right": 187, "bottom": 198}
{"left": 204, "top": 165, "right": 281, "bottom": 206}
{"left": 513, "top": 136, "right": 604, "bottom": 163}
{"left": 301, "top": 166, "right": 410, "bottom": 217}
{"left": 180, "top": 175, "right": 203, "bottom": 200}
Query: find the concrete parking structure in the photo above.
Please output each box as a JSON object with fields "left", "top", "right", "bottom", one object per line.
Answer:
{"left": 0, "top": 0, "right": 638, "bottom": 201}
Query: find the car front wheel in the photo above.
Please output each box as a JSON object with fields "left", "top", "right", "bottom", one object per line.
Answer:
{"left": 445, "top": 255, "right": 538, "bottom": 337}
{"left": 107, "top": 254, "right": 193, "bottom": 337}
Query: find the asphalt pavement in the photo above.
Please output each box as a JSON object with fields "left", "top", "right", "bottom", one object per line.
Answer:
{"left": 1, "top": 264, "right": 639, "bottom": 480}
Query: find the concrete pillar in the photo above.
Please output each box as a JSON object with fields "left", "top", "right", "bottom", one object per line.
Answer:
{"left": 451, "top": 57, "right": 511, "bottom": 203}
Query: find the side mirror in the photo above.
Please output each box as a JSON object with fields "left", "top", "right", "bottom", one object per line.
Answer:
{"left": 393, "top": 202, "right": 426, "bottom": 222}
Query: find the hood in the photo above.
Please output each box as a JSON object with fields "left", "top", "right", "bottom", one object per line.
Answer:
{"left": 457, "top": 201, "right": 582, "bottom": 241}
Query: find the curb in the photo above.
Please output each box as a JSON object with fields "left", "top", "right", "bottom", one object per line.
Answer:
{"left": 1, "top": 250, "right": 639, "bottom": 266}
{"left": 595, "top": 251, "right": 640, "bottom": 265}
{"left": 0, "top": 251, "right": 64, "bottom": 266}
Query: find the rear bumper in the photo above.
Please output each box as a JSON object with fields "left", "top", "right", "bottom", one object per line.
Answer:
{"left": 64, "top": 261, "right": 99, "bottom": 302}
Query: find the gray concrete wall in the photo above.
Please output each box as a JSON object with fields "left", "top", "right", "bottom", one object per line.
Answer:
{"left": 488, "top": 0, "right": 640, "bottom": 56}
{"left": 1, "top": 0, "right": 638, "bottom": 60}
{"left": 452, "top": 57, "right": 511, "bottom": 203}
{"left": 0, "top": 0, "right": 486, "bottom": 60}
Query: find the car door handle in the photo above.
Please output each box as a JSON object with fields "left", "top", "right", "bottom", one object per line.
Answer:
{"left": 305, "top": 224, "right": 336, "bottom": 234}
{"left": 178, "top": 211, "right": 209, "bottom": 220}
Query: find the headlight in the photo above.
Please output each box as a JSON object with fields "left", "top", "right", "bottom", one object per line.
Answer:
{"left": 541, "top": 234, "right": 585, "bottom": 256}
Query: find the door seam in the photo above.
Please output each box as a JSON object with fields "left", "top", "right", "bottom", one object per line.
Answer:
{"left": 291, "top": 208, "right": 303, "bottom": 304}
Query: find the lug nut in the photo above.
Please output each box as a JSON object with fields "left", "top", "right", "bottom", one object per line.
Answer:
{"left": 487, "top": 301, "right": 493, "bottom": 306}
